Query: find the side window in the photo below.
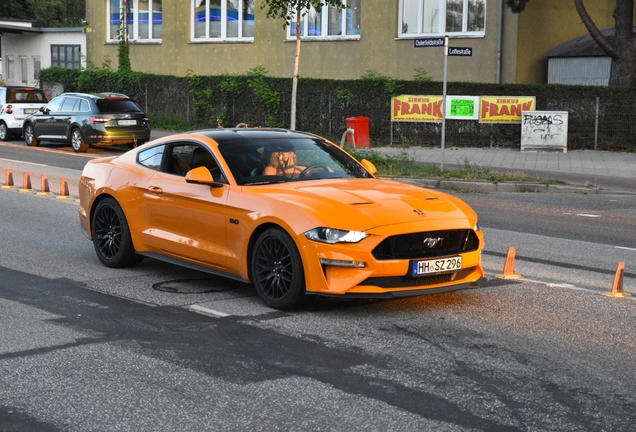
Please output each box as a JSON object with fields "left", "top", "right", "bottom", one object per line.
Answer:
{"left": 167, "top": 144, "right": 226, "bottom": 183}
{"left": 138, "top": 145, "right": 165, "bottom": 170}
{"left": 60, "top": 97, "right": 78, "bottom": 112}
{"left": 79, "top": 100, "right": 90, "bottom": 112}
{"left": 45, "top": 97, "right": 64, "bottom": 113}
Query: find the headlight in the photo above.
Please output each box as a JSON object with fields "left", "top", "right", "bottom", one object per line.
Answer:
{"left": 304, "top": 228, "right": 368, "bottom": 244}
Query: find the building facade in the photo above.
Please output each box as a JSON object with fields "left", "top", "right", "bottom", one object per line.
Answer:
{"left": 0, "top": 20, "right": 87, "bottom": 88}
{"left": 83, "top": 0, "right": 621, "bottom": 85}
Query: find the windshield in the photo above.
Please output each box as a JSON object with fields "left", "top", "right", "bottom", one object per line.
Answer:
{"left": 218, "top": 138, "right": 373, "bottom": 185}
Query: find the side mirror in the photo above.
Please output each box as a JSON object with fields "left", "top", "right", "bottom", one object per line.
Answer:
{"left": 39, "top": 106, "right": 47, "bottom": 113}
{"left": 360, "top": 159, "right": 377, "bottom": 175}
{"left": 185, "top": 166, "right": 223, "bottom": 187}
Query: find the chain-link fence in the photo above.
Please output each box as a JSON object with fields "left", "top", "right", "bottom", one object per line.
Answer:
{"left": 390, "top": 98, "right": 636, "bottom": 151}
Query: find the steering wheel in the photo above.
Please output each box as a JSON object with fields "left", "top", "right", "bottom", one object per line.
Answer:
{"left": 298, "top": 164, "right": 330, "bottom": 179}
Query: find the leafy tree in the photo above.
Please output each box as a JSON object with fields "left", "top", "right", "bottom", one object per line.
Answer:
{"left": 261, "top": 0, "right": 344, "bottom": 130}
{"left": 506, "top": 0, "right": 636, "bottom": 88}
{"left": 0, "top": 0, "right": 30, "bottom": 21}
{"left": 0, "top": 0, "right": 85, "bottom": 27}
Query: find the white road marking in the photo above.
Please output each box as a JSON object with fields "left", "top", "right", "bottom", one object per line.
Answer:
{"left": 0, "top": 157, "right": 47, "bottom": 166}
{"left": 575, "top": 214, "right": 601, "bottom": 218}
{"left": 615, "top": 246, "right": 636, "bottom": 252}
{"left": 189, "top": 305, "right": 231, "bottom": 317}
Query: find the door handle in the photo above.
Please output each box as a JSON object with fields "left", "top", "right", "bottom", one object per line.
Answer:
{"left": 147, "top": 186, "right": 163, "bottom": 195}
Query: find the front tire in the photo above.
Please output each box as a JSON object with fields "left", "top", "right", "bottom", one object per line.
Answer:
{"left": 92, "top": 197, "right": 143, "bottom": 268}
{"left": 71, "top": 128, "right": 89, "bottom": 153}
{"left": 24, "top": 123, "right": 39, "bottom": 146}
{"left": 251, "top": 227, "right": 306, "bottom": 309}
{"left": 0, "top": 122, "right": 12, "bottom": 141}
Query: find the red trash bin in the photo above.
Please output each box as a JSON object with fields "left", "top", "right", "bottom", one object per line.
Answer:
{"left": 346, "top": 116, "right": 370, "bottom": 148}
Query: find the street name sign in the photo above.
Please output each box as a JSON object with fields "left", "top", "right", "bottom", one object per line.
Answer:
{"left": 448, "top": 47, "right": 473, "bottom": 56}
{"left": 414, "top": 38, "right": 445, "bottom": 47}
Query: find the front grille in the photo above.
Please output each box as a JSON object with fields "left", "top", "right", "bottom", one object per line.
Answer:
{"left": 372, "top": 229, "right": 479, "bottom": 260}
{"left": 360, "top": 267, "right": 476, "bottom": 288}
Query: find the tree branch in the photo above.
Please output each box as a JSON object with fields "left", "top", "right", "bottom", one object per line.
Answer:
{"left": 574, "top": 0, "right": 619, "bottom": 58}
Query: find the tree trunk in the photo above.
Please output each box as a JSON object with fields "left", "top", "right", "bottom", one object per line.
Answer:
{"left": 574, "top": 0, "right": 636, "bottom": 88}
{"left": 290, "top": 4, "right": 302, "bottom": 130}
{"left": 609, "top": 0, "right": 636, "bottom": 87}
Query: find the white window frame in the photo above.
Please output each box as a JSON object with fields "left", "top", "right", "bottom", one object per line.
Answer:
{"left": 191, "top": 0, "right": 255, "bottom": 42}
{"left": 287, "top": 0, "right": 361, "bottom": 41}
{"left": 398, "top": 0, "right": 485, "bottom": 38}
{"left": 20, "top": 57, "right": 28, "bottom": 84}
{"left": 7, "top": 56, "right": 15, "bottom": 81}
{"left": 107, "top": 0, "right": 163, "bottom": 42}
{"left": 33, "top": 56, "right": 41, "bottom": 81}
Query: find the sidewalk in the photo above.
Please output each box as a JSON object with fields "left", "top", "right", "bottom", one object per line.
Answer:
{"left": 372, "top": 146, "right": 636, "bottom": 194}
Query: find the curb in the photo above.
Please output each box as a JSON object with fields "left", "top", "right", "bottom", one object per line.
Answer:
{"left": 393, "top": 177, "right": 634, "bottom": 194}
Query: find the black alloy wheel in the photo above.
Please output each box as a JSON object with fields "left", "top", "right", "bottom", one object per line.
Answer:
{"left": 251, "top": 227, "right": 306, "bottom": 309}
{"left": 0, "top": 122, "right": 12, "bottom": 141}
{"left": 71, "top": 128, "right": 89, "bottom": 153}
{"left": 92, "top": 197, "right": 143, "bottom": 268}
{"left": 24, "top": 123, "right": 39, "bottom": 146}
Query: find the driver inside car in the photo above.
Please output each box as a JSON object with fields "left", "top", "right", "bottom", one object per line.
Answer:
{"left": 263, "top": 148, "right": 306, "bottom": 178}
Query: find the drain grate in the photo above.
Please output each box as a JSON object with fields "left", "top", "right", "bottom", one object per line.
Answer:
{"left": 152, "top": 278, "right": 239, "bottom": 294}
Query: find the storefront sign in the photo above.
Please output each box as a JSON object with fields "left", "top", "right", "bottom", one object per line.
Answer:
{"left": 480, "top": 96, "right": 536, "bottom": 123}
{"left": 391, "top": 95, "right": 444, "bottom": 122}
{"left": 446, "top": 96, "right": 480, "bottom": 120}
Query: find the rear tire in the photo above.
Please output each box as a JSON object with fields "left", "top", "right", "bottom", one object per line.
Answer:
{"left": 92, "top": 197, "right": 143, "bottom": 268}
{"left": 24, "top": 123, "right": 39, "bottom": 146}
{"left": 71, "top": 128, "right": 89, "bottom": 153}
{"left": 0, "top": 122, "right": 12, "bottom": 141}
{"left": 251, "top": 227, "right": 307, "bottom": 309}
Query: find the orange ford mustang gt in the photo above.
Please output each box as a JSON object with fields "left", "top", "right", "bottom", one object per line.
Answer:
{"left": 79, "top": 128, "right": 485, "bottom": 309}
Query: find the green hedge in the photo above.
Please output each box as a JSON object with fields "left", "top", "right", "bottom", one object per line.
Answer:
{"left": 38, "top": 68, "right": 636, "bottom": 150}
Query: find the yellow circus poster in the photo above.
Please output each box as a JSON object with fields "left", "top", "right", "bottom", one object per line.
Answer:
{"left": 391, "top": 95, "right": 444, "bottom": 122}
{"left": 480, "top": 96, "right": 536, "bottom": 123}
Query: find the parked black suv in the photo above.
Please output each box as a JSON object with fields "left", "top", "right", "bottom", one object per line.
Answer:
{"left": 23, "top": 92, "right": 151, "bottom": 152}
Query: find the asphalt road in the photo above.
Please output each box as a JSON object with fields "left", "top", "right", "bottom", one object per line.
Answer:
{"left": 1, "top": 135, "right": 636, "bottom": 431}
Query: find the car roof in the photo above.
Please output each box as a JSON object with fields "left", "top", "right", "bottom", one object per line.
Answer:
{"left": 60, "top": 92, "right": 131, "bottom": 100}
{"left": 1, "top": 86, "right": 45, "bottom": 91}
{"left": 191, "top": 128, "right": 317, "bottom": 144}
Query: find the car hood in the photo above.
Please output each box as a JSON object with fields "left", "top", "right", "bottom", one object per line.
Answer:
{"left": 262, "top": 178, "right": 476, "bottom": 231}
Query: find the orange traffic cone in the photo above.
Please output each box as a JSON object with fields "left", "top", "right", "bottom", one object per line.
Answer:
{"left": 603, "top": 262, "right": 631, "bottom": 297}
{"left": 496, "top": 247, "right": 521, "bottom": 279}
{"left": 37, "top": 175, "right": 54, "bottom": 195}
{"left": 2, "top": 169, "right": 17, "bottom": 188}
{"left": 19, "top": 172, "right": 35, "bottom": 193}
{"left": 57, "top": 178, "right": 73, "bottom": 199}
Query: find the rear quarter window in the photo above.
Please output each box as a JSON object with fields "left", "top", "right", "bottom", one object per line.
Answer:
{"left": 96, "top": 99, "right": 143, "bottom": 114}
{"left": 7, "top": 90, "right": 47, "bottom": 103}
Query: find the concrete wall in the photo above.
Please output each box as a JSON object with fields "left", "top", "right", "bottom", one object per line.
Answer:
{"left": 86, "top": 0, "right": 510, "bottom": 84}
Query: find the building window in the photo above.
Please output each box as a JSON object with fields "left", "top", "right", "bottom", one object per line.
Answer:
{"left": 399, "top": 0, "right": 485, "bottom": 37}
{"left": 7, "top": 56, "right": 15, "bottom": 80}
{"left": 192, "top": 0, "right": 255, "bottom": 40}
{"left": 33, "top": 57, "right": 41, "bottom": 80}
{"left": 20, "top": 57, "right": 28, "bottom": 84}
{"left": 289, "top": 0, "right": 360, "bottom": 39}
{"left": 51, "top": 45, "right": 82, "bottom": 69}
{"left": 108, "top": 0, "right": 163, "bottom": 41}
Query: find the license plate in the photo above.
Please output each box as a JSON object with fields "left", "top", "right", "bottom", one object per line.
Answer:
{"left": 24, "top": 109, "right": 37, "bottom": 114}
{"left": 117, "top": 119, "right": 137, "bottom": 126}
{"left": 412, "top": 256, "right": 462, "bottom": 276}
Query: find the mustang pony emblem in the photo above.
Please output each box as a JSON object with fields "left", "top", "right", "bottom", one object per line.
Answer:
{"left": 423, "top": 237, "right": 443, "bottom": 248}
